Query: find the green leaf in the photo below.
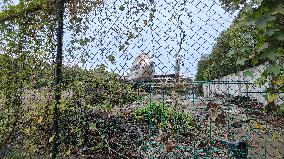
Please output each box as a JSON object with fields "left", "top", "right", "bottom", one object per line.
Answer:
{"left": 119, "top": 44, "right": 125, "bottom": 52}
{"left": 245, "top": 17, "right": 257, "bottom": 26}
{"left": 79, "top": 38, "right": 90, "bottom": 46}
{"left": 253, "top": 0, "right": 263, "bottom": 5}
{"left": 272, "top": 5, "right": 284, "bottom": 15}
{"left": 237, "top": 58, "right": 248, "bottom": 65}
{"left": 264, "top": 29, "right": 280, "bottom": 36}
{"left": 89, "top": 122, "right": 97, "bottom": 130}
{"left": 263, "top": 50, "right": 282, "bottom": 60}
{"left": 267, "top": 93, "right": 277, "bottom": 103}
{"left": 255, "top": 15, "right": 276, "bottom": 28}
{"left": 273, "top": 77, "right": 284, "bottom": 86}
{"left": 255, "top": 76, "right": 267, "bottom": 86}
{"left": 243, "top": 70, "right": 253, "bottom": 77}
{"left": 119, "top": 5, "right": 125, "bottom": 11}
{"left": 107, "top": 55, "right": 115, "bottom": 62}
{"left": 128, "top": 32, "right": 135, "bottom": 39}
{"left": 279, "top": 104, "right": 284, "bottom": 112}
{"left": 240, "top": 46, "right": 251, "bottom": 52}
{"left": 243, "top": 5, "right": 253, "bottom": 12}
{"left": 272, "top": 33, "right": 284, "bottom": 41}
{"left": 257, "top": 42, "right": 269, "bottom": 52}
{"left": 242, "top": 33, "right": 253, "bottom": 39}
{"left": 227, "top": 49, "right": 236, "bottom": 57}
{"left": 66, "top": 149, "right": 71, "bottom": 155}
{"left": 251, "top": 58, "right": 258, "bottom": 65}
{"left": 98, "top": 64, "right": 106, "bottom": 72}
{"left": 265, "top": 65, "right": 282, "bottom": 75}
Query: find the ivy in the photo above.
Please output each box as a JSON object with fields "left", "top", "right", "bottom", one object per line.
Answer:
{"left": 265, "top": 65, "right": 282, "bottom": 75}
{"left": 255, "top": 14, "right": 276, "bottom": 28}
{"left": 119, "top": 5, "right": 125, "bottom": 11}
{"left": 196, "top": 0, "right": 284, "bottom": 110}
{"left": 243, "top": 70, "right": 254, "bottom": 77}
{"left": 0, "top": 0, "right": 56, "bottom": 23}
{"left": 0, "top": 0, "right": 165, "bottom": 158}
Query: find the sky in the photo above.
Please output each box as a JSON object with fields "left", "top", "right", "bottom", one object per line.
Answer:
{"left": 0, "top": 0, "right": 238, "bottom": 78}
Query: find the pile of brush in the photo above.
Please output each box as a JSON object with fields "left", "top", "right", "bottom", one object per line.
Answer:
{"left": 227, "top": 96, "right": 264, "bottom": 117}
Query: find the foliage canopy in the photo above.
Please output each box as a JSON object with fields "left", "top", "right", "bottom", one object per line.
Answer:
{"left": 197, "top": 0, "right": 284, "bottom": 110}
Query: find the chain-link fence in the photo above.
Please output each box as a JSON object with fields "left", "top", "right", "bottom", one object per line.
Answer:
{"left": 0, "top": 0, "right": 283, "bottom": 158}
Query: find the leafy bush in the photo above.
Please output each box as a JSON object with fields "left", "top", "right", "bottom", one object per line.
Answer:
{"left": 134, "top": 101, "right": 194, "bottom": 130}
{"left": 196, "top": 0, "right": 284, "bottom": 110}
{"left": 63, "top": 65, "right": 138, "bottom": 108}
{"left": 0, "top": 62, "right": 138, "bottom": 157}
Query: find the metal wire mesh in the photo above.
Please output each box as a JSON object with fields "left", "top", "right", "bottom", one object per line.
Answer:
{"left": 0, "top": 0, "right": 283, "bottom": 158}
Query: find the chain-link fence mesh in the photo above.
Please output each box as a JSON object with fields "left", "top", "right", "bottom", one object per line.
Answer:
{"left": 0, "top": 0, "right": 283, "bottom": 158}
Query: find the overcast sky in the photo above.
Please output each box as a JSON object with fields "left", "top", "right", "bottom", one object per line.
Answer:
{"left": 1, "top": 0, "right": 238, "bottom": 78}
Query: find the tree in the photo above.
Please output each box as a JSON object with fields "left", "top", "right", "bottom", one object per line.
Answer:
{"left": 0, "top": 1, "right": 139, "bottom": 157}
{"left": 196, "top": 0, "right": 284, "bottom": 111}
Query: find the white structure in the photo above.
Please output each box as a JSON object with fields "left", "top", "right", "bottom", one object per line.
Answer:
{"left": 126, "top": 53, "right": 155, "bottom": 82}
{"left": 203, "top": 62, "right": 283, "bottom": 105}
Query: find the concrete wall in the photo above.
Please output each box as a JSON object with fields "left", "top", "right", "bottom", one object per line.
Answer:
{"left": 202, "top": 62, "right": 283, "bottom": 105}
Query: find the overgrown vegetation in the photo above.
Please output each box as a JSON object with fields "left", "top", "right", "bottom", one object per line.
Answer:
{"left": 0, "top": 62, "right": 138, "bottom": 157}
{"left": 134, "top": 101, "right": 194, "bottom": 131}
{"left": 196, "top": 0, "right": 284, "bottom": 112}
{"left": 0, "top": 0, "right": 283, "bottom": 158}
{"left": 0, "top": 1, "right": 137, "bottom": 157}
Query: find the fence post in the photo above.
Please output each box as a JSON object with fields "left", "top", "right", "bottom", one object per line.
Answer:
{"left": 162, "top": 90, "right": 165, "bottom": 129}
{"left": 51, "top": 0, "right": 65, "bottom": 158}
